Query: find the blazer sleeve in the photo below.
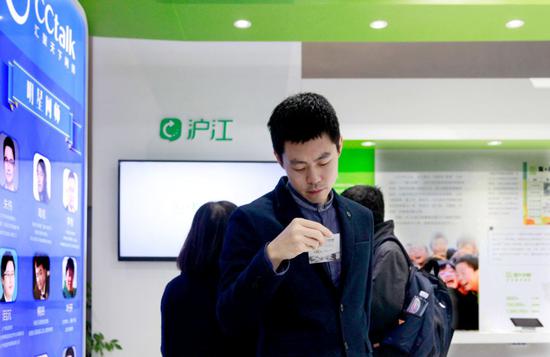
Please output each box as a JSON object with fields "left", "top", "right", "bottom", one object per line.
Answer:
{"left": 217, "top": 208, "right": 286, "bottom": 335}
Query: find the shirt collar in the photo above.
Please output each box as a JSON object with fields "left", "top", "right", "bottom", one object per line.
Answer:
{"left": 286, "top": 180, "right": 334, "bottom": 213}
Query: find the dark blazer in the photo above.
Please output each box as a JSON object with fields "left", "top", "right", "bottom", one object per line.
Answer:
{"left": 161, "top": 273, "right": 246, "bottom": 357}
{"left": 33, "top": 280, "right": 49, "bottom": 300}
{"left": 217, "top": 177, "right": 374, "bottom": 357}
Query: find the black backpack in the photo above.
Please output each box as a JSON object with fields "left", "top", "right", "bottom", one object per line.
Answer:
{"left": 374, "top": 237, "right": 454, "bottom": 357}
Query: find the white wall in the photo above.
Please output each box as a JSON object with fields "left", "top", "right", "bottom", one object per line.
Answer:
{"left": 91, "top": 38, "right": 301, "bottom": 356}
{"left": 91, "top": 37, "right": 550, "bottom": 356}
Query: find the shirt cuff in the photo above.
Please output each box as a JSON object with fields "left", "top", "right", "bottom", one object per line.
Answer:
{"left": 263, "top": 243, "right": 290, "bottom": 275}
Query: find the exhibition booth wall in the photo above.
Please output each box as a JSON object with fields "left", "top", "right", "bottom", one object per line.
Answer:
{"left": 91, "top": 37, "right": 550, "bottom": 356}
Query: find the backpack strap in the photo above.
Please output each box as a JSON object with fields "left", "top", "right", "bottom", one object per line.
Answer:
{"left": 373, "top": 235, "right": 413, "bottom": 269}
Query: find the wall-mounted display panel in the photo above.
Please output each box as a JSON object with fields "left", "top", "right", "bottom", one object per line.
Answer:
{"left": 118, "top": 160, "right": 284, "bottom": 260}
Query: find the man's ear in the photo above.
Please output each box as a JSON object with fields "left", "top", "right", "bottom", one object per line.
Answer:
{"left": 274, "top": 151, "right": 284, "bottom": 167}
{"left": 337, "top": 137, "right": 344, "bottom": 157}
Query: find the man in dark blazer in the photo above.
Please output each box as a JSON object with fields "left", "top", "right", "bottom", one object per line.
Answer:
{"left": 217, "top": 93, "right": 374, "bottom": 356}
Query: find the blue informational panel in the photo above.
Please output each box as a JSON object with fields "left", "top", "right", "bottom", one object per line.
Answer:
{"left": 0, "top": 1, "right": 87, "bottom": 356}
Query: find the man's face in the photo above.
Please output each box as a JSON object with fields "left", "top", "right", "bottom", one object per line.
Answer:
{"left": 431, "top": 237, "right": 448, "bottom": 257}
{"left": 67, "top": 177, "right": 76, "bottom": 211}
{"left": 438, "top": 264, "right": 458, "bottom": 289}
{"left": 4, "top": 146, "right": 15, "bottom": 186}
{"left": 2, "top": 261, "right": 15, "bottom": 299}
{"left": 456, "top": 262, "right": 478, "bottom": 293}
{"left": 408, "top": 246, "right": 428, "bottom": 268}
{"left": 35, "top": 263, "right": 47, "bottom": 291}
{"left": 36, "top": 164, "right": 45, "bottom": 193}
{"left": 66, "top": 268, "right": 74, "bottom": 291}
{"left": 459, "top": 243, "right": 477, "bottom": 256}
{"left": 276, "top": 134, "right": 341, "bottom": 205}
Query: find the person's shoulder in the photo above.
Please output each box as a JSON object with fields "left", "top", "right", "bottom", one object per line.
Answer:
{"left": 376, "top": 230, "right": 404, "bottom": 252}
{"left": 338, "top": 194, "right": 373, "bottom": 219}
{"left": 377, "top": 240, "right": 406, "bottom": 262}
{"left": 163, "top": 274, "right": 189, "bottom": 294}
{"left": 233, "top": 190, "right": 276, "bottom": 218}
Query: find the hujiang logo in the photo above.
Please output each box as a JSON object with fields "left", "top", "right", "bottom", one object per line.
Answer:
{"left": 5, "top": 0, "right": 77, "bottom": 61}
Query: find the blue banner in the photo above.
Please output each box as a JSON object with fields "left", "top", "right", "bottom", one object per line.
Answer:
{"left": 0, "top": 1, "right": 87, "bottom": 356}
{"left": 8, "top": 60, "right": 75, "bottom": 149}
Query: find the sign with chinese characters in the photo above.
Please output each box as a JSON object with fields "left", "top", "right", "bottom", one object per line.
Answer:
{"left": 8, "top": 61, "right": 75, "bottom": 145}
{"left": 160, "top": 117, "right": 234, "bottom": 142}
{"left": 0, "top": 1, "right": 87, "bottom": 356}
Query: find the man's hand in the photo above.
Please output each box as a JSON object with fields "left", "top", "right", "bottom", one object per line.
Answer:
{"left": 266, "top": 218, "right": 332, "bottom": 270}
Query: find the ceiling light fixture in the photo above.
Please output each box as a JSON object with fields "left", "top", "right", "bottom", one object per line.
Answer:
{"left": 361, "top": 141, "right": 376, "bottom": 147}
{"left": 370, "top": 20, "right": 388, "bottom": 30}
{"left": 487, "top": 140, "right": 502, "bottom": 146}
{"left": 234, "top": 19, "right": 252, "bottom": 29}
{"left": 505, "top": 19, "right": 524, "bottom": 29}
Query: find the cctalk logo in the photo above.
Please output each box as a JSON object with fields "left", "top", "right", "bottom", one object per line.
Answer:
{"left": 5, "top": 0, "right": 77, "bottom": 60}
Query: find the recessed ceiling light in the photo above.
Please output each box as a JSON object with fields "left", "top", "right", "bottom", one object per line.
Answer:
{"left": 505, "top": 19, "right": 524, "bottom": 29}
{"left": 0, "top": 16, "right": 4, "bottom": 21}
{"left": 361, "top": 141, "right": 376, "bottom": 147}
{"left": 488, "top": 140, "right": 502, "bottom": 146}
{"left": 234, "top": 19, "right": 252, "bottom": 29}
{"left": 370, "top": 20, "right": 388, "bottom": 30}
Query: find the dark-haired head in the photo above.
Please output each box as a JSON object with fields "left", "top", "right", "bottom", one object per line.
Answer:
{"left": 65, "top": 346, "right": 75, "bottom": 357}
{"left": 341, "top": 185, "right": 384, "bottom": 225}
{"left": 33, "top": 255, "right": 50, "bottom": 270}
{"left": 455, "top": 254, "right": 478, "bottom": 271}
{"left": 176, "top": 201, "right": 237, "bottom": 276}
{"left": 3, "top": 136, "right": 15, "bottom": 160}
{"left": 1, "top": 251, "right": 14, "bottom": 276}
{"left": 268, "top": 93, "right": 341, "bottom": 158}
{"left": 66, "top": 257, "right": 75, "bottom": 273}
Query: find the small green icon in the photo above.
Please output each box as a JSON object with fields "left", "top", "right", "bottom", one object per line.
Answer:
{"left": 160, "top": 118, "right": 182, "bottom": 142}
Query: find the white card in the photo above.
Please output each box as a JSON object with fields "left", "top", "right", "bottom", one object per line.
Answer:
{"left": 308, "top": 233, "right": 341, "bottom": 264}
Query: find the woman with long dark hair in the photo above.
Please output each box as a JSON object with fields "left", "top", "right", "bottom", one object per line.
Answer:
{"left": 161, "top": 201, "right": 237, "bottom": 356}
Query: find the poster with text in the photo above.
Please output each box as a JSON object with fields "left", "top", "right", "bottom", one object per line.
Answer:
{"left": 376, "top": 150, "right": 550, "bottom": 332}
{"left": 0, "top": 0, "right": 87, "bottom": 355}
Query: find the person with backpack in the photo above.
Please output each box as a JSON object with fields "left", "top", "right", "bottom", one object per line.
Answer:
{"left": 343, "top": 185, "right": 454, "bottom": 356}
{"left": 341, "top": 185, "right": 409, "bottom": 356}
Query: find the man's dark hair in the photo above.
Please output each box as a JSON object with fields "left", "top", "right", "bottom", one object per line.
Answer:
{"left": 267, "top": 92, "right": 341, "bottom": 157}
{"left": 3, "top": 136, "right": 15, "bottom": 161}
{"left": 177, "top": 201, "right": 237, "bottom": 275}
{"left": 455, "top": 255, "right": 478, "bottom": 271}
{"left": 65, "top": 346, "right": 75, "bottom": 357}
{"left": 341, "top": 185, "right": 384, "bottom": 225}
{"left": 446, "top": 248, "right": 457, "bottom": 260}
{"left": 33, "top": 255, "right": 50, "bottom": 271}
{"left": 1, "top": 251, "right": 14, "bottom": 277}
{"left": 65, "top": 257, "right": 75, "bottom": 273}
